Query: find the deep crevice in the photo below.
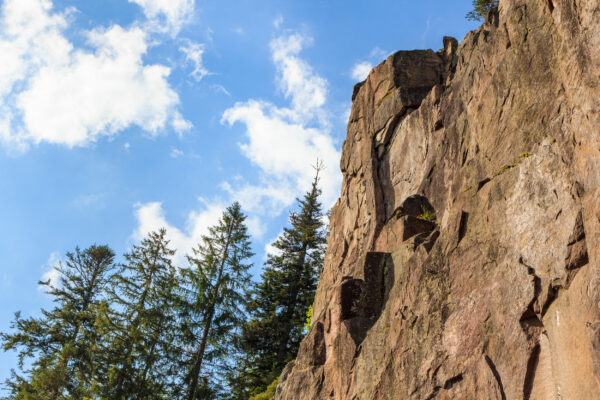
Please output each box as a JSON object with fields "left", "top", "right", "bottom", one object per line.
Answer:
{"left": 523, "top": 344, "right": 541, "bottom": 400}
{"left": 424, "top": 373, "right": 463, "bottom": 399}
{"left": 339, "top": 253, "right": 392, "bottom": 347}
{"left": 484, "top": 355, "right": 507, "bottom": 400}
{"left": 547, "top": 0, "right": 554, "bottom": 13}
{"left": 564, "top": 210, "right": 589, "bottom": 286}
{"left": 477, "top": 177, "right": 491, "bottom": 191}
{"left": 519, "top": 257, "right": 543, "bottom": 327}
{"left": 443, "top": 374, "right": 463, "bottom": 390}
{"left": 541, "top": 286, "right": 557, "bottom": 317}
{"left": 425, "top": 386, "right": 441, "bottom": 400}
{"left": 458, "top": 211, "right": 469, "bottom": 243}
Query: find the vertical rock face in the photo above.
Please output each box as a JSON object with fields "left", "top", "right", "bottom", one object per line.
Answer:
{"left": 275, "top": 0, "right": 600, "bottom": 399}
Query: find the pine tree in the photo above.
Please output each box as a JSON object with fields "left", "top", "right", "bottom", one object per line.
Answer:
{"left": 466, "top": 0, "right": 498, "bottom": 21}
{"left": 1, "top": 245, "right": 116, "bottom": 399}
{"left": 177, "top": 202, "right": 253, "bottom": 400}
{"left": 234, "top": 166, "right": 327, "bottom": 397}
{"left": 105, "top": 229, "right": 177, "bottom": 400}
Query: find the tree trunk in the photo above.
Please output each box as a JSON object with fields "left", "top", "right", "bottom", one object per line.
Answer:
{"left": 185, "top": 223, "right": 236, "bottom": 400}
{"left": 276, "top": 245, "right": 307, "bottom": 363}
{"left": 49, "top": 268, "right": 101, "bottom": 400}
{"left": 114, "top": 257, "right": 156, "bottom": 400}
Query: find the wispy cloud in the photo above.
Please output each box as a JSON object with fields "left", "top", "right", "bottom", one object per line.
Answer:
{"left": 170, "top": 148, "right": 183, "bottom": 158}
{"left": 273, "top": 15, "right": 283, "bottom": 29}
{"left": 351, "top": 61, "right": 373, "bottom": 81}
{"left": 72, "top": 193, "right": 105, "bottom": 209}
{"left": 128, "top": 0, "right": 195, "bottom": 36}
{"left": 421, "top": 18, "right": 431, "bottom": 46}
{"left": 350, "top": 46, "right": 388, "bottom": 82}
{"left": 369, "top": 46, "right": 387, "bottom": 59}
{"left": 132, "top": 31, "right": 342, "bottom": 261}
{"left": 231, "top": 27, "right": 244, "bottom": 35}
{"left": 210, "top": 84, "right": 231, "bottom": 96}
{"left": 222, "top": 32, "right": 341, "bottom": 214}
{"left": 179, "top": 39, "right": 210, "bottom": 81}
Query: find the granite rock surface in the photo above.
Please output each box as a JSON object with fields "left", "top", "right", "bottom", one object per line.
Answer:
{"left": 275, "top": 0, "right": 600, "bottom": 398}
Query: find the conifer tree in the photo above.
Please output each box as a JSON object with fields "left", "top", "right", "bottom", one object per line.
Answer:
{"left": 105, "top": 229, "right": 177, "bottom": 400}
{"left": 234, "top": 165, "right": 327, "bottom": 397}
{"left": 1, "top": 245, "right": 115, "bottom": 399}
{"left": 466, "top": 0, "right": 498, "bottom": 21}
{"left": 177, "top": 201, "right": 253, "bottom": 400}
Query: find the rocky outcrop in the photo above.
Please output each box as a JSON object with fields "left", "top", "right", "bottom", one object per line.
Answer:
{"left": 275, "top": 0, "right": 600, "bottom": 399}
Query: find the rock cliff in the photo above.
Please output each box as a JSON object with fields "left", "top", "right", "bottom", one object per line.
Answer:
{"left": 274, "top": 0, "right": 600, "bottom": 399}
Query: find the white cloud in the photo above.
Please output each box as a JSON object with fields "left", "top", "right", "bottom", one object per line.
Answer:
{"left": 222, "top": 100, "right": 340, "bottom": 209}
{"left": 170, "top": 147, "right": 183, "bottom": 158}
{"left": 179, "top": 40, "right": 209, "bottom": 81}
{"left": 0, "top": 0, "right": 189, "bottom": 150}
{"left": 220, "top": 178, "right": 297, "bottom": 215}
{"left": 133, "top": 33, "right": 341, "bottom": 262}
{"left": 39, "top": 251, "right": 61, "bottom": 291}
{"left": 351, "top": 61, "right": 373, "bottom": 81}
{"left": 273, "top": 15, "right": 283, "bottom": 29}
{"left": 129, "top": 0, "right": 194, "bottom": 36}
{"left": 222, "top": 32, "right": 341, "bottom": 215}
{"left": 270, "top": 33, "right": 327, "bottom": 122}
{"left": 246, "top": 216, "right": 267, "bottom": 239}
{"left": 210, "top": 84, "right": 231, "bottom": 97}
{"left": 133, "top": 198, "right": 267, "bottom": 266}
{"left": 369, "top": 46, "right": 387, "bottom": 59}
{"left": 133, "top": 199, "right": 226, "bottom": 266}
{"left": 350, "top": 47, "right": 387, "bottom": 83}
{"left": 264, "top": 231, "right": 283, "bottom": 260}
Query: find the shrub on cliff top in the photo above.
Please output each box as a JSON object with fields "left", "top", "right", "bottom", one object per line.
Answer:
{"left": 466, "top": 0, "right": 499, "bottom": 21}
{"left": 249, "top": 377, "right": 279, "bottom": 400}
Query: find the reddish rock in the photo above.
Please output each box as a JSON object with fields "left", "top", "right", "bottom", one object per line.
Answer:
{"left": 275, "top": 0, "right": 600, "bottom": 398}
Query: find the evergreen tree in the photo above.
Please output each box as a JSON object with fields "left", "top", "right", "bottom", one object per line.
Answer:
{"left": 1, "top": 245, "right": 116, "bottom": 399}
{"left": 466, "top": 0, "right": 498, "bottom": 21}
{"left": 234, "top": 166, "right": 327, "bottom": 397}
{"left": 105, "top": 229, "right": 178, "bottom": 400}
{"left": 177, "top": 201, "right": 253, "bottom": 400}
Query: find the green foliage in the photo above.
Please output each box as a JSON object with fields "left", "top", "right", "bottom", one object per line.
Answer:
{"left": 177, "top": 202, "right": 254, "bottom": 400}
{"left": 466, "top": 0, "right": 498, "bottom": 21}
{"left": 304, "top": 305, "right": 313, "bottom": 332}
{"left": 416, "top": 206, "right": 436, "bottom": 222}
{"left": 249, "top": 377, "right": 279, "bottom": 400}
{"left": 2, "top": 193, "right": 325, "bottom": 399}
{"left": 1, "top": 245, "right": 116, "bottom": 400}
{"left": 230, "top": 165, "right": 327, "bottom": 398}
{"left": 105, "top": 229, "right": 178, "bottom": 400}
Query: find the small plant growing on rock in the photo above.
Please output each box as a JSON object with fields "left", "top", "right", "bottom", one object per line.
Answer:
{"left": 249, "top": 377, "right": 279, "bottom": 400}
{"left": 416, "top": 206, "right": 436, "bottom": 222}
{"left": 304, "top": 305, "right": 313, "bottom": 332}
{"left": 466, "top": 0, "right": 499, "bottom": 21}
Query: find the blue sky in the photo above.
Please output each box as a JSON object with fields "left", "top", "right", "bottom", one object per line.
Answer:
{"left": 0, "top": 0, "right": 479, "bottom": 384}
